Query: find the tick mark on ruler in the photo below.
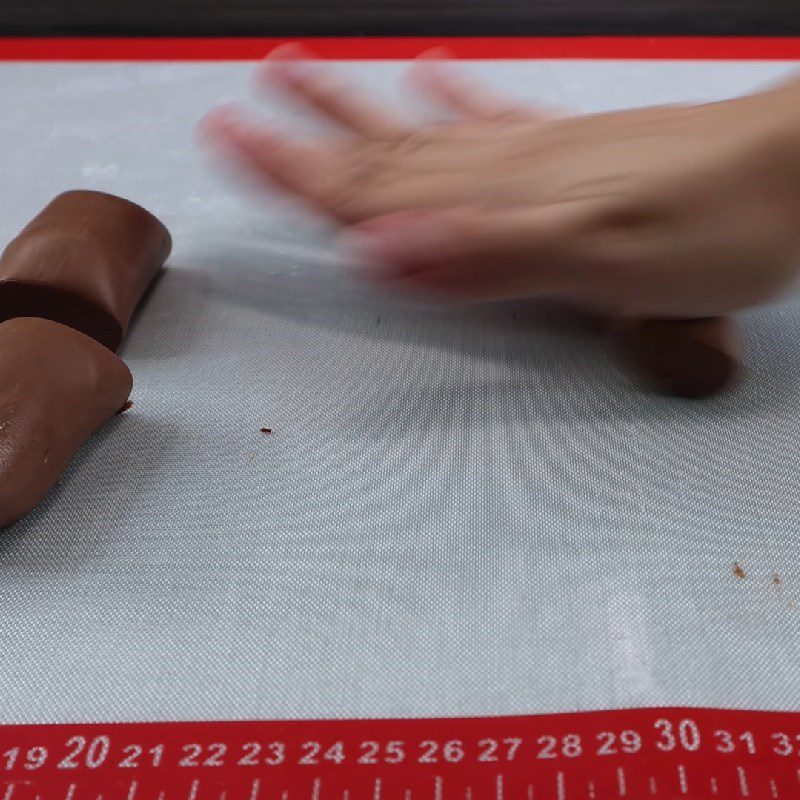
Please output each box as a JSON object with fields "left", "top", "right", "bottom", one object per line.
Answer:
{"left": 3, "top": 784, "right": 14, "bottom": 800}
{"left": 556, "top": 771, "right": 565, "bottom": 800}
{"left": 771, "top": 779, "right": 779, "bottom": 798}
{"left": 617, "top": 767, "right": 627, "bottom": 797}
{"left": 464, "top": 787, "right": 472, "bottom": 800}
{"left": 434, "top": 776, "right": 443, "bottom": 800}
{"left": 313, "top": 778, "right": 322, "bottom": 800}
{"left": 127, "top": 780, "right": 138, "bottom": 800}
{"left": 187, "top": 779, "right": 199, "bottom": 800}
{"left": 496, "top": 774, "right": 504, "bottom": 800}
{"left": 65, "top": 785, "right": 76, "bottom": 800}
{"left": 678, "top": 764, "right": 688, "bottom": 795}
{"left": 157, "top": 793, "right": 166, "bottom": 800}
{"left": 738, "top": 766, "right": 750, "bottom": 797}
{"left": 250, "top": 780, "right": 261, "bottom": 800}
{"left": 372, "top": 779, "right": 381, "bottom": 800}
{"left": 527, "top": 785, "right": 534, "bottom": 800}
{"left": 649, "top": 777, "right": 657, "bottom": 796}
{"left": 587, "top": 781, "right": 595, "bottom": 799}
{"left": 342, "top": 792, "right": 350, "bottom": 800}
{"left": 710, "top": 778, "right": 718, "bottom": 795}
{"left": 403, "top": 791, "right": 412, "bottom": 800}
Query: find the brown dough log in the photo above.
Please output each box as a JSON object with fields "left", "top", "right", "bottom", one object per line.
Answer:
{"left": 0, "top": 190, "right": 171, "bottom": 351}
{"left": 0, "top": 317, "right": 132, "bottom": 528}
{"left": 611, "top": 316, "right": 740, "bottom": 398}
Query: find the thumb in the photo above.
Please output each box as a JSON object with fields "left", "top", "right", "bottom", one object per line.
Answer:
{"left": 339, "top": 206, "right": 582, "bottom": 298}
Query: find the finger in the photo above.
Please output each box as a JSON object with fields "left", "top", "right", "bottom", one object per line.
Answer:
{"left": 199, "top": 105, "right": 340, "bottom": 207}
{"left": 202, "top": 107, "right": 484, "bottom": 223}
{"left": 408, "top": 55, "right": 549, "bottom": 123}
{"left": 340, "top": 206, "right": 584, "bottom": 298}
{"left": 259, "top": 44, "right": 411, "bottom": 139}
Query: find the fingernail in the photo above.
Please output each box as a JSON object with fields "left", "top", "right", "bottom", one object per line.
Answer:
{"left": 339, "top": 231, "right": 388, "bottom": 267}
{"left": 267, "top": 42, "right": 317, "bottom": 61}
{"left": 416, "top": 46, "right": 456, "bottom": 61}
{"left": 196, "top": 108, "right": 240, "bottom": 147}
{"left": 266, "top": 43, "right": 318, "bottom": 83}
{"left": 342, "top": 222, "right": 455, "bottom": 270}
{"left": 340, "top": 232, "right": 424, "bottom": 286}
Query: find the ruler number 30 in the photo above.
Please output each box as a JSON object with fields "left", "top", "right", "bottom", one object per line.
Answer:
{"left": 654, "top": 719, "right": 701, "bottom": 752}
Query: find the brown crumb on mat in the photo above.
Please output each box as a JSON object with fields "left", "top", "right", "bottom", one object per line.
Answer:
{"left": 117, "top": 400, "right": 134, "bottom": 414}
{"left": 260, "top": 428, "right": 272, "bottom": 434}
{"left": 774, "top": 573, "right": 783, "bottom": 587}
{"left": 733, "top": 562, "right": 746, "bottom": 580}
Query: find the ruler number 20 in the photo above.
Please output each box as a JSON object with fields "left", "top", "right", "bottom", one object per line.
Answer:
{"left": 58, "top": 736, "right": 111, "bottom": 769}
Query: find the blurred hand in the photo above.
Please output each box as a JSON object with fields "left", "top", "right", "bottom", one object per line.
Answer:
{"left": 200, "top": 49, "right": 800, "bottom": 317}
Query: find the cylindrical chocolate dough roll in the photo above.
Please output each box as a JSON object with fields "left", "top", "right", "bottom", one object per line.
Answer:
{"left": 0, "top": 190, "right": 171, "bottom": 351}
{"left": 0, "top": 317, "right": 133, "bottom": 528}
{"left": 611, "top": 316, "right": 740, "bottom": 398}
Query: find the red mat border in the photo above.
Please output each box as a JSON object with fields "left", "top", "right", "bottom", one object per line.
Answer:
{"left": 3, "top": 708, "right": 800, "bottom": 798}
{"left": 0, "top": 36, "right": 799, "bottom": 61}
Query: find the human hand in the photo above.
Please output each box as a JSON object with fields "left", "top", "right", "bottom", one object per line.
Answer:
{"left": 200, "top": 51, "right": 800, "bottom": 318}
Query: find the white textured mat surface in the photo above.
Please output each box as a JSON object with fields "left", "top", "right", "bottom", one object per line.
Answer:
{"left": 1, "top": 60, "right": 799, "bottom": 722}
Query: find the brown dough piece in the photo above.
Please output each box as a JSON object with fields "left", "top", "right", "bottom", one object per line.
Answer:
{"left": 611, "top": 316, "right": 740, "bottom": 398}
{"left": 0, "top": 317, "right": 132, "bottom": 528}
{"left": 0, "top": 190, "right": 171, "bottom": 351}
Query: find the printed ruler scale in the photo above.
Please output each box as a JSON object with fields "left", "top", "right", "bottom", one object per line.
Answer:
{"left": 2, "top": 709, "right": 800, "bottom": 799}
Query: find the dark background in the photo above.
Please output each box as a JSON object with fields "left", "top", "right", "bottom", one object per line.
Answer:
{"left": 0, "top": 0, "right": 797, "bottom": 36}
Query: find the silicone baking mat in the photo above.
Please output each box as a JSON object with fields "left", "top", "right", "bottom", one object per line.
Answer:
{"left": 0, "top": 37, "right": 799, "bottom": 799}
